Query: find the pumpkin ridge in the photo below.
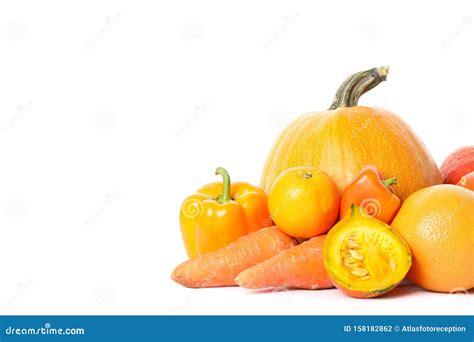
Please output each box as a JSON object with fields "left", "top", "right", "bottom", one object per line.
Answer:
{"left": 261, "top": 67, "right": 441, "bottom": 201}
{"left": 280, "top": 114, "right": 318, "bottom": 177}
{"left": 262, "top": 113, "right": 312, "bottom": 188}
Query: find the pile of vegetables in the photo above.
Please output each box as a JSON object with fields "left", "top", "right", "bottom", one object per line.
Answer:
{"left": 172, "top": 66, "right": 474, "bottom": 298}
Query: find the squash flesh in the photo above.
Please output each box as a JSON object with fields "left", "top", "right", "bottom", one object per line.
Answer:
{"left": 324, "top": 205, "right": 412, "bottom": 297}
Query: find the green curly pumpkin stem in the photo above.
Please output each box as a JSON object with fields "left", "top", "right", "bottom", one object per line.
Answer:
{"left": 329, "top": 66, "right": 389, "bottom": 110}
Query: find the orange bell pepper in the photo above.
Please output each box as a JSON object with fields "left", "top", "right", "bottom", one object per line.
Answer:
{"left": 180, "top": 167, "right": 272, "bottom": 258}
{"left": 340, "top": 165, "right": 401, "bottom": 224}
{"left": 457, "top": 171, "right": 474, "bottom": 190}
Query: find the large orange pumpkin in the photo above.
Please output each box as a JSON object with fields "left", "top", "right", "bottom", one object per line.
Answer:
{"left": 261, "top": 66, "right": 441, "bottom": 201}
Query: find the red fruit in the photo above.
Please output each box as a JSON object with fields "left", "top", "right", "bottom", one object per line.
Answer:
{"left": 440, "top": 146, "right": 474, "bottom": 184}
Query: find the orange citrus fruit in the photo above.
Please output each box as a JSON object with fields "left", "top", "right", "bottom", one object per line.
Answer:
{"left": 268, "top": 167, "right": 340, "bottom": 238}
{"left": 391, "top": 184, "right": 474, "bottom": 292}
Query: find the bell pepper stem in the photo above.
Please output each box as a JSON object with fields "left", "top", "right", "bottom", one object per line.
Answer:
{"left": 215, "top": 167, "right": 232, "bottom": 203}
{"left": 382, "top": 177, "right": 397, "bottom": 187}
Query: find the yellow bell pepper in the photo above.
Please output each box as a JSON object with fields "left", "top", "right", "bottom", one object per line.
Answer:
{"left": 180, "top": 167, "right": 272, "bottom": 258}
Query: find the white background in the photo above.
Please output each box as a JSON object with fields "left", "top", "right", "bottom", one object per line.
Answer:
{"left": 0, "top": 0, "right": 472, "bottom": 315}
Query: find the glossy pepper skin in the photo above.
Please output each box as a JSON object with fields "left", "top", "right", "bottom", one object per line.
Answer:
{"left": 180, "top": 167, "right": 272, "bottom": 258}
{"left": 340, "top": 165, "right": 401, "bottom": 224}
{"left": 457, "top": 171, "right": 474, "bottom": 190}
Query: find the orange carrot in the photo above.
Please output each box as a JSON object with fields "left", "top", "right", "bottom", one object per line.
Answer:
{"left": 235, "top": 235, "right": 333, "bottom": 290}
{"left": 171, "top": 227, "right": 297, "bottom": 288}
